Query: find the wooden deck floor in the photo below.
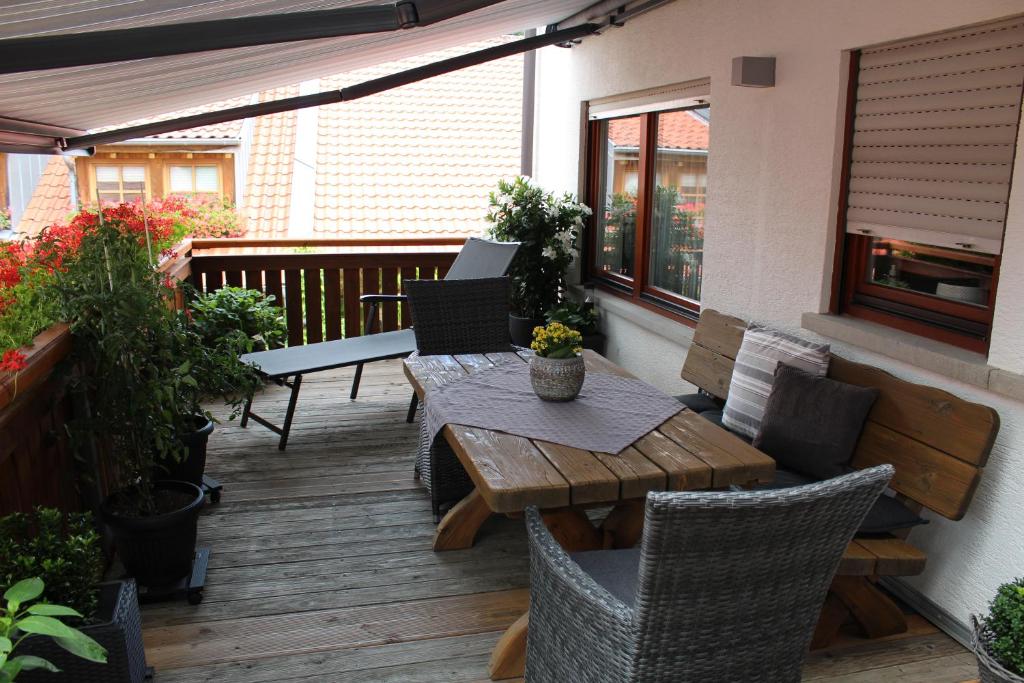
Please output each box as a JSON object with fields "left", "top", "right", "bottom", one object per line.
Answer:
{"left": 143, "top": 360, "right": 979, "bottom": 682}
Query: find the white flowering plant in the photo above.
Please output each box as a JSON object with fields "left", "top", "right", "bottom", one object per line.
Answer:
{"left": 486, "top": 177, "right": 591, "bottom": 319}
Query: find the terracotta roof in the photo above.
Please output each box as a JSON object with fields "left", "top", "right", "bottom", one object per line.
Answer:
{"left": 307, "top": 38, "right": 523, "bottom": 238}
{"left": 608, "top": 110, "right": 709, "bottom": 151}
{"left": 18, "top": 157, "right": 73, "bottom": 236}
{"left": 243, "top": 86, "right": 299, "bottom": 238}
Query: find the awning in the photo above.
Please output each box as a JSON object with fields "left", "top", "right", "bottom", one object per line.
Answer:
{"left": 0, "top": 0, "right": 641, "bottom": 152}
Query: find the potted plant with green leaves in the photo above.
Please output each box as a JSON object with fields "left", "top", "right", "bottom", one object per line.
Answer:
{"left": 545, "top": 299, "right": 603, "bottom": 354}
{"left": 974, "top": 578, "right": 1024, "bottom": 682}
{"left": 1, "top": 509, "right": 148, "bottom": 683}
{"left": 486, "top": 177, "right": 591, "bottom": 347}
{"left": 0, "top": 578, "right": 108, "bottom": 683}
{"left": 50, "top": 210, "right": 206, "bottom": 593}
{"left": 529, "top": 321, "right": 585, "bottom": 402}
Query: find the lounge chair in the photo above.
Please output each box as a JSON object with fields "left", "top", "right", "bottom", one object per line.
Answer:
{"left": 239, "top": 237, "right": 519, "bottom": 450}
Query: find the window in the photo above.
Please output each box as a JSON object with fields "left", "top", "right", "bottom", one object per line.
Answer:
{"left": 94, "top": 165, "right": 146, "bottom": 203}
{"left": 835, "top": 17, "right": 1024, "bottom": 353}
{"left": 168, "top": 165, "right": 221, "bottom": 198}
{"left": 588, "top": 86, "right": 709, "bottom": 315}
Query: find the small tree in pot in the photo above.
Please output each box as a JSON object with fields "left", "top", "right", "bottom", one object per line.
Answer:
{"left": 974, "top": 578, "right": 1024, "bottom": 682}
{"left": 486, "top": 177, "right": 590, "bottom": 347}
{"left": 49, "top": 209, "right": 206, "bottom": 592}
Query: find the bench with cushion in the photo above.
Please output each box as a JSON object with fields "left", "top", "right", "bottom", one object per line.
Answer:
{"left": 679, "top": 309, "right": 1000, "bottom": 646}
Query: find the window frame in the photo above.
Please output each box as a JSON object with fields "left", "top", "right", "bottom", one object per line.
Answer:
{"left": 831, "top": 49, "right": 1008, "bottom": 355}
{"left": 585, "top": 103, "right": 709, "bottom": 320}
{"left": 165, "top": 163, "right": 223, "bottom": 199}
{"left": 89, "top": 162, "right": 150, "bottom": 204}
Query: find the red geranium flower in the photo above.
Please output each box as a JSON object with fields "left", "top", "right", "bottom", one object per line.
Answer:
{"left": 0, "top": 349, "right": 28, "bottom": 373}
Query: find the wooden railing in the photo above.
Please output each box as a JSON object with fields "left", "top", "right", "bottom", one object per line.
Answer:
{"left": 189, "top": 238, "right": 462, "bottom": 346}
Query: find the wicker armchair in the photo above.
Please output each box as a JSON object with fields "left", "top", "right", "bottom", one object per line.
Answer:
{"left": 524, "top": 465, "right": 894, "bottom": 683}
{"left": 405, "top": 276, "right": 513, "bottom": 521}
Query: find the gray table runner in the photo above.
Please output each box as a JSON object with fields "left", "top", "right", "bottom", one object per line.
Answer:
{"left": 423, "top": 362, "right": 684, "bottom": 455}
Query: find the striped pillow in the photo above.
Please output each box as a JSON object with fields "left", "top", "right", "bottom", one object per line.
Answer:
{"left": 721, "top": 325, "right": 830, "bottom": 439}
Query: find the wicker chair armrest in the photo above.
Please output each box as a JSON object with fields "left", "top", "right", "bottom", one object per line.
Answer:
{"left": 525, "top": 506, "right": 633, "bottom": 621}
{"left": 360, "top": 293, "right": 408, "bottom": 304}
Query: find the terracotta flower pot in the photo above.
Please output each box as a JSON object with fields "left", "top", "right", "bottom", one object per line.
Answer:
{"left": 530, "top": 354, "right": 585, "bottom": 401}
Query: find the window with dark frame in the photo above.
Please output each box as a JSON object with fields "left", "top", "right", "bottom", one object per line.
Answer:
{"left": 834, "top": 17, "right": 1024, "bottom": 354}
{"left": 587, "top": 96, "right": 710, "bottom": 317}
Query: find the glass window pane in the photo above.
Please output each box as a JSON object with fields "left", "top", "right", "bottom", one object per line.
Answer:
{"left": 95, "top": 166, "right": 120, "bottom": 183}
{"left": 122, "top": 166, "right": 146, "bottom": 183}
{"left": 96, "top": 181, "right": 120, "bottom": 193}
{"left": 169, "top": 166, "right": 194, "bottom": 193}
{"left": 595, "top": 116, "right": 641, "bottom": 278}
{"left": 865, "top": 238, "right": 995, "bottom": 306}
{"left": 194, "top": 166, "right": 219, "bottom": 193}
{"left": 648, "top": 107, "right": 709, "bottom": 301}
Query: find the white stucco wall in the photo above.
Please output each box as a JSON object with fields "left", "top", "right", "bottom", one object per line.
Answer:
{"left": 534, "top": 0, "right": 1024, "bottom": 634}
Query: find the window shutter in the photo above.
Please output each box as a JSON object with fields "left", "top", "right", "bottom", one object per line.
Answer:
{"left": 589, "top": 78, "right": 710, "bottom": 120}
{"left": 846, "top": 17, "right": 1024, "bottom": 254}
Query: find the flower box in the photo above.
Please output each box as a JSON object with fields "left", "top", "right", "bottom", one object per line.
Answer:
{"left": 0, "top": 322, "right": 71, "bottom": 412}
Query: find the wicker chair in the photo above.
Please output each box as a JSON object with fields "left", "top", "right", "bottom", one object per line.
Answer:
{"left": 405, "top": 276, "right": 513, "bottom": 521}
{"left": 524, "top": 465, "right": 894, "bottom": 683}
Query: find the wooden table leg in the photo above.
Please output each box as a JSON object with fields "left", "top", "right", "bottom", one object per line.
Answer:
{"left": 541, "top": 508, "right": 603, "bottom": 552}
{"left": 489, "top": 611, "right": 529, "bottom": 680}
{"left": 830, "top": 575, "right": 908, "bottom": 639}
{"left": 811, "top": 592, "right": 851, "bottom": 649}
{"left": 599, "top": 499, "right": 645, "bottom": 549}
{"left": 432, "top": 489, "right": 492, "bottom": 551}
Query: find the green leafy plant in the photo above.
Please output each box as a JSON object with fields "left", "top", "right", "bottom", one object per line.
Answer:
{"left": 530, "top": 321, "right": 583, "bottom": 359}
{"left": 0, "top": 509, "right": 103, "bottom": 621}
{"left": 980, "top": 578, "right": 1024, "bottom": 675}
{"left": 486, "top": 177, "right": 591, "bottom": 319}
{"left": 545, "top": 300, "right": 598, "bottom": 336}
{"left": 0, "top": 578, "right": 107, "bottom": 682}
{"left": 177, "top": 287, "right": 284, "bottom": 419}
{"left": 52, "top": 218, "right": 204, "bottom": 515}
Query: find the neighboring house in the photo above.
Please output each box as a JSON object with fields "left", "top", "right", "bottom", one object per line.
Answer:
{"left": 4, "top": 37, "right": 522, "bottom": 240}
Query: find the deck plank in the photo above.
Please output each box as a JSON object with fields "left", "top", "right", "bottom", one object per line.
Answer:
{"left": 143, "top": 360, "right": 969, "bottom": 682}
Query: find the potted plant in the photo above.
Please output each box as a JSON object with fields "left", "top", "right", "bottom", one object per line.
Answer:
{"left": 0, "top": 509, "right": 148, "bottom": 683}
{"left": 50, "top": 210, "right": 205, "bottom": 591}
{"left": 545, "top": 299, "right": 604, "bottom": 354}
{"left": 974, "top": 578, "right": 1024, "bottom": 682}
{"left": 529, "top": 322, "right": 585, "bottom": 402}
{"left": 486, "top": 177, "right": 591, "bottom": 347}
{"left": 0, "top": 578, "right": 108, "bottom": 682}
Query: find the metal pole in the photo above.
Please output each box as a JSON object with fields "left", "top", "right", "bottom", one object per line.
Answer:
{"left": 521, "top": 29, "right": 537, "bottom": 177}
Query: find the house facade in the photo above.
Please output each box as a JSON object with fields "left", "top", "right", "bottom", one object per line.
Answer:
{"left": 533, "top": 0, "right": 1024, "bottom": 640}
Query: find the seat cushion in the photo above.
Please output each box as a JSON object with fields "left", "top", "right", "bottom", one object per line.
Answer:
{"left": 752, "top": 468, "right": 927, "bottom": 534}
{"left": 698, "top": 410, "right": 752, "bottom": 443}
{"left": 722, "top": 324, "right": 830, "bottom": 439}
{"left": 753, "top": 363, "right": 879, "bottom": 480}
{"left": 569, "top": 547, "right": 641, "bottom": 606}
{"left": 860, "top": 493, "right": 929, "bottom": 535}
{"left": 674, "top": 392, "right": 720, "bottom": 413}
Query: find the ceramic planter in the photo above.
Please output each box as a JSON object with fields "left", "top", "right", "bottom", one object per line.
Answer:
{"left": 974, "top": 617, "right": 1024, "bottom": 683}
{"left": 18, "top": 580, "right": 149, "bottom": 683}
{"left": 530, "top": 354, "right": 585, "bottom": 401}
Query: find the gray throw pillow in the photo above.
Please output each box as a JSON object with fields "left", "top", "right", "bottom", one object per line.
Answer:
{"left": 722, "top": 324, "right": 831, "bottom": 439}
{"left": 753, "top": 363, "right": 879, "bottom": 481}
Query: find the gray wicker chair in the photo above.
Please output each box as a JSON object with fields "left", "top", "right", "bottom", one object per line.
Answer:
{"left": 524, "top": 465, "right": 894, "bottom": 683}
{"left": 405, "top": 276, "right": 514, "bottom": 521}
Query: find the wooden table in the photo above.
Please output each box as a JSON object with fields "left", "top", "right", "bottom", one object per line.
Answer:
{"left": 403, "top": 349, "right": 775, "bottom": 679}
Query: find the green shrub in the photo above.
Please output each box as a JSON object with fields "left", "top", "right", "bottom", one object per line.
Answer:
{"left": 982, "top": 578, "right": 1024, "bottom": 675}
{"left": 188, "top": 286, "right": 286, "bottom": 353}
{"left": 0, "top": 509, "right": 103, "bottom": 621}
{"left": 545, "top": 300, "right": 598, "bottom": 336}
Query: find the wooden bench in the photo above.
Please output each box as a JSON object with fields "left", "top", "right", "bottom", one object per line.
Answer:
{"left": 680, "top": 309, "right": 1000, "bottom": 646}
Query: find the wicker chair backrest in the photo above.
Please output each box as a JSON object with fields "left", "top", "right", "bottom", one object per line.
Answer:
{"left": 631, "top": 465, "right": 893, "bottom": 681}
{"left": 405, "top": 276, "right": 513, "bottom": 355}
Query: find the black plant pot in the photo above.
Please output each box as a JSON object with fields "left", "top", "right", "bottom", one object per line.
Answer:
{"left": 158, "top": 416, "right": 215, "bottom": 487}
{"left": 18, "top": 580, "right": 149, "bottom": 683}
{"left": 103, "top": 480, "right": 204, "bottom": 589}
{"left": 509, "top": 314, "right": 545, "bottom": 348}
{"left": 582, "top": 332, "right": 607, "bottom": 355}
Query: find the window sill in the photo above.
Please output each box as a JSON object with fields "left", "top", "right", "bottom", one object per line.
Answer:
{"left": 570, "top": 284, "right": 696, "bottom": 343}
{"left": 802, "top": 312, "right": 1024, "bottom": 403}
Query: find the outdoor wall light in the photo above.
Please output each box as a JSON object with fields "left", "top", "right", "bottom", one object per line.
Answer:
{"left": 731, "top": 56, "right": 776, "bottom": 87}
